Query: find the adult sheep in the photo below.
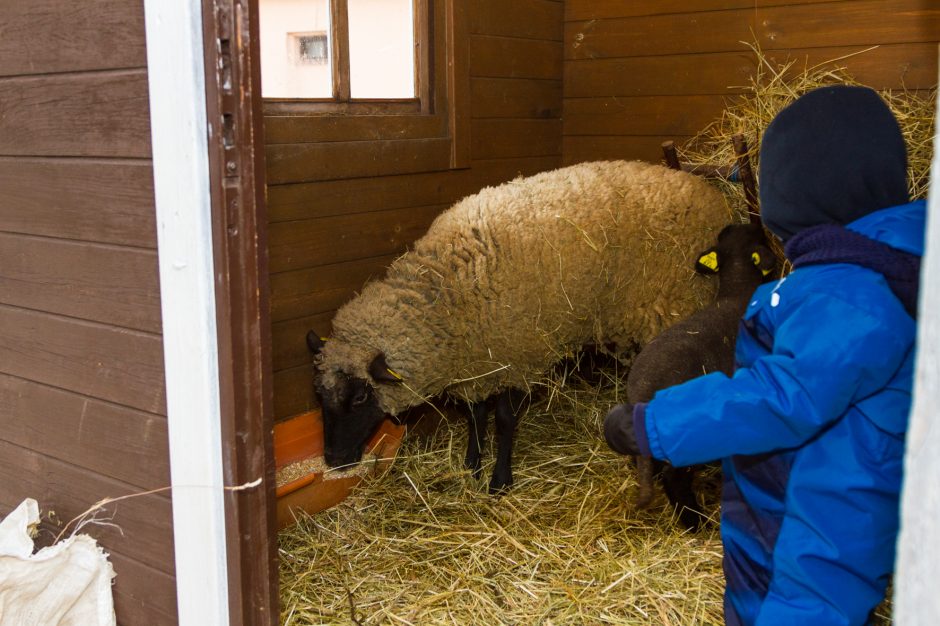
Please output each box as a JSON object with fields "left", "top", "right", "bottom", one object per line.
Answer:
{"left": 306, "top": 160, "right": 731, "bottom": 493}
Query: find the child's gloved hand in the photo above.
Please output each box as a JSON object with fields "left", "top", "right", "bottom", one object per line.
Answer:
{"left": 604, "top": 403, "right": 640, "bottom": 455}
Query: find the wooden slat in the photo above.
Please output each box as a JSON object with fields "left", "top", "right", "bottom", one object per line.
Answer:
{"left": 266, "top": 156, "right": 561, "bottom": 223}
{"left": 267, "top": 203, "right": 447, "bottom": 273}
{"left": 470, "top": 119, "right": 563, "bottom": 159}
{"left": 270, "top": 255, "right": 395, "bottom": 322}
{"left": 273, "top": 312, "right": 337, "bottom": 372}
{"left": 0, "top": 158, "right": 156, "bottom": 248}
{"left": 565, "top": 9, "right": 754, "bottom": 60}
{"left": 0, "top": 374, "right": 169, "bottom": 490}
{"left": 265, "top": 136, "right": 452, "bottom": 184}
{"left": 565, "top": 50, "right": 755, "bottom": 98}
{"left": 763, "top": 43, "right": 940, "bottom": 90}
{"left": 0, "top": 440, "right": 174, "bottom": 574}
{"left": 563, "top": 95, "right": 729, "bottom": 136}
{"left": 755, "top": 0, "right": 874, "bottom": 6}
{"left": 471, "top": 78, "right": 563, "bottom": 119}
{"left": 0, "top": 71, "right": 151, "bottom": 158}
{"left": 109, "top": 552, "right": 178, "bottom": 626}
{"left": 756, "top": 0, "right": 940, "bottom": 50}
{"left": 567, "top": 43, "right": 939, "bottom": 100}
{"left": 562, "top": 135, "right": 692, "bottom": 167}
{"left": 469, "top": 35, "right": 563, "bottom": 80}
{"left": 0, "top": 158, "right": 157, "bottom": 248}
{"left": 263, "top": 113, "right": 447, "bottom": 144}
{"left": 274, "top": 364, "right": 317, "bottom": 421}
{"left": 0, "top": 0, "right": 147, "bottom": 77}
{"left": 0, "top": 233, "right": 161, "bottom": 333}
{"left": 566, "top": 0, "right": 752, "bottom": 22}
{"left": 0, "top": 305, "right": 166, "bottom": 415}
{"left": 469, "top": 0, "right": 564, "bottom": 41}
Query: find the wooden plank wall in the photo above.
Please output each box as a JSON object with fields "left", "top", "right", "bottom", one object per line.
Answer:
{"left": 267, "top": 0, "right": 565, "bottom": 420}
{"left": 0, "top": 1, "right": 178, "bottom": 623}
{"left": 563, "top": 0, "right": 940, "bottom": 165}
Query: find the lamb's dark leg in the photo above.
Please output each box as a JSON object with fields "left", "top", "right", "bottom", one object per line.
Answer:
{"left": 464, "top": 401, "right": 488, "bottom": 478}
{"left": 661, "top": 466, "right": 704, "bottom": 531}
{"left": 489, "top": 389, "right": 525, "bottom": 495}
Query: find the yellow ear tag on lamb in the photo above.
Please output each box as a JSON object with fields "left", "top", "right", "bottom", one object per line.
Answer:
{"left": 752, "top": 252, "right": 772, "bottom": 276}
{"left": 698, "top": 251, "right": 719, "bottom": 272}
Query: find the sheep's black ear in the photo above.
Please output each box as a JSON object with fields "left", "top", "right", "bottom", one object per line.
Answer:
{"left": 369, "top": 353, "right": 404, "bottom": 385}
{"left": 695, "top": 248, "right": 720, "bottom": 274}
{"left": 751, "top": 244, "right": 777, "bottom": 277}
{"left": 306, "top": 331, "right": 327, "bottom": 356}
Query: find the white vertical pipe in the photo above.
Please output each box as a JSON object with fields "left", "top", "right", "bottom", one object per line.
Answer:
{"left": 142, "top": 1, "right": 230, "bottom": 624}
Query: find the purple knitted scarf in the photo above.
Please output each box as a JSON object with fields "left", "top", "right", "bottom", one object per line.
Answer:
{"left": 785, "top": 224, "right": 921, "bottom": 318}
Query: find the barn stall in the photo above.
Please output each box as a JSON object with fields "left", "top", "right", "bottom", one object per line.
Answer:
{"left": 0, "top": 0, "right": 938, "bottom": 623}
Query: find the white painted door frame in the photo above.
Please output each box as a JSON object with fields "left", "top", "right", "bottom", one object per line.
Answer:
{"left": 895, "top": 83, "right": 940, "bottom": 624}
{"left": 143, "top": 1, "right": 231, "bottom": 624}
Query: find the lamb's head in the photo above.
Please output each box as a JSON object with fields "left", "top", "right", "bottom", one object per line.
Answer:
{"left": 306, "top": 332, "right": 403, "bottom": 468}
{"left": 694, "top": 222, "right": 777, "bottom": 295}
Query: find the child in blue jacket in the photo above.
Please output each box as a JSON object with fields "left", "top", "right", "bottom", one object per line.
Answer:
{"left": 604, "top": 85, "right": 924, "bottom": 625}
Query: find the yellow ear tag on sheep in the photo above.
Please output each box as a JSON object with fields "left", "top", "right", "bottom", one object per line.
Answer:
{"left": 698, "top": 251, "right": 719, "bottom": 272}
{"left": 752, "top": 252, "right": 772, "bottom": 276}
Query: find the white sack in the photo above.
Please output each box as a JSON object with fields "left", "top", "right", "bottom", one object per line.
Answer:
{"left": 0, "top": 498, "right": 115, "bottom": 626}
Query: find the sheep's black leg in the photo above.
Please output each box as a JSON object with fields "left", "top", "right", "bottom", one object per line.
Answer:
{"left": 489, "top": 389, "right": 525, "bottom": 495}
{"left": 464, "top": 401, "right": 488, "bottom": 478}
{"left": 661, "top": 466, "right": 704, "bottom": 531}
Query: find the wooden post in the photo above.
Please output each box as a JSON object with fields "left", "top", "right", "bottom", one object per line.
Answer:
{"left": 732, "top": 133, "right": 760, "bottom": 223}
{"left": 661, "top": 140, "right": 682, "bottom": 171}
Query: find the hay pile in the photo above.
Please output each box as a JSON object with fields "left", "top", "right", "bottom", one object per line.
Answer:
{"left": 679, "top": 44, "right": 935, "bottom": 227}
{"left": 279, "top": 363, "right": 728, "bottom": 625}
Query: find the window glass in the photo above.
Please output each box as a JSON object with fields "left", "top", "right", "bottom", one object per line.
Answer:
{"left": 348, "top": 0, "right": 415, "bottom": 99}
{"left": 259, "top": 0, "right": 333, "bottom": 98}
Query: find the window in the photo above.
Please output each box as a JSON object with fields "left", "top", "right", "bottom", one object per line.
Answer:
{"left": 260, "top": 0, "right": 422, "bottom": 105}
{"left": 260, "top": 0, "right": 469, "bottom": 172}
{"left": 295, "top": 33, "right": 329, "bottom": 65}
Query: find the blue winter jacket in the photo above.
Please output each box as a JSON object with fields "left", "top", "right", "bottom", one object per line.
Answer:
{"left": 639, "top": 200, "right": 925, "bottom": 625}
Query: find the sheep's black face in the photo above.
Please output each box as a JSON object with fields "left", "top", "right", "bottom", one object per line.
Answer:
{"left": 316, "top": 373, "right": 385, "bottom": 468}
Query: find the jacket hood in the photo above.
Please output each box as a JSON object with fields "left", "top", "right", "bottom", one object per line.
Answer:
{"left": 759, "top": 85, "right": 909, "bottom": 241}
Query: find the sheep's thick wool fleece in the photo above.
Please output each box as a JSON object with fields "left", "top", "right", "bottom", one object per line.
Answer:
{"left": 322, "top": 160, "right": 732, "bottom": 413}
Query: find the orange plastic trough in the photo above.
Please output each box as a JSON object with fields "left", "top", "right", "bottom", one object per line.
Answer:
{"left": 274, "top": 409, "right": 405, "bottom": 529}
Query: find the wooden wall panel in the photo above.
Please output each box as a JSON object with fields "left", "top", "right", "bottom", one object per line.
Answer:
{"left": 0, "top": 374, "right": 169, "bottom": 490}
{"left": 0, "top": 305, "right": 166, "bottom": 414}
{"left": 0, "top": 71, "right": 151, "bottom": 158}
{"left": 0, "top": 0, "right": 146, "bottom": 77}
{"left": 562, "top": 1, "right": 940, "bottom": 167}
{"left": 0, "top": 159, "right": 156, "bottom": 247}
{"left": 566, "top": 0, "right": 752, "bottom": 21}
{"left": 0, "top": 440, "right": 174, "bottom": 574}
{"left": 266, "top": 2, "right": 564, "bottom": 420}
{"left": 0, "top": 233, "right": 161, "bottom": 333}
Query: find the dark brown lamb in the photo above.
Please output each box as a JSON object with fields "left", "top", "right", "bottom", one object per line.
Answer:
{"left": 626, "top": 222, "right": 777, "bottom": 530}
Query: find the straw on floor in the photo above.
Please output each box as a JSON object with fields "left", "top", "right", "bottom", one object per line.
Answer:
{"left": 279, "top": 363, "right": 727, "bottom": 625}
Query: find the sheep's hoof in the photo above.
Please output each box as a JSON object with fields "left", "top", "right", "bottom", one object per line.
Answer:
{"left": 488, "top": 474, "right": 513, "bottom": 495}
{"left": 464, "top": 455, "right": 483, "bottom": 479}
